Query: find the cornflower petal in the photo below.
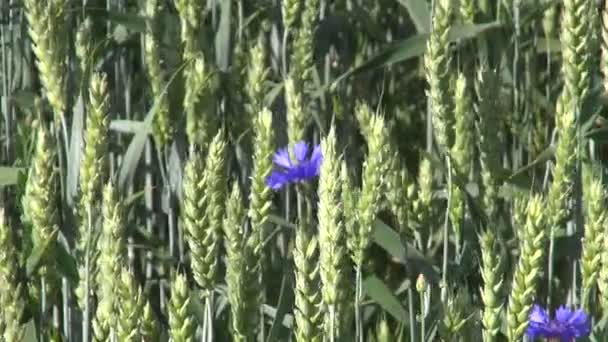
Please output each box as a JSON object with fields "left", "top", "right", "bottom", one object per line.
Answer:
{"left": 526, "top": 304, "right": 591, "bottom": 341}
{"left": 293, "top": 142, "right": 309, "bottom": 163}
{"left": 267, "top": 171, "right": 290, "bottom": 190}
{"left": 266, "top": 142, "right": 323, "bottom": 190}
{"left": 529, "top": 305, "right": 549, "bottom": 325}
{"left": 310, "top": 145, "right": 323, "bottom": 171}
{"left": 273, "top": 148, "right": 292, "bottom": 169}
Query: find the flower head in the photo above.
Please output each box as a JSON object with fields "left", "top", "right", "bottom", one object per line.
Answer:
{"left": 526, "top": 304, "right": 591, "bottom": 341}
{"left": 266, "top": 142, "right": 322, "bottom": 190}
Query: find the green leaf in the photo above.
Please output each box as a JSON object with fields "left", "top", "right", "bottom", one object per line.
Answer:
{"left": 263, "top": 305, "right": 293, "bottom": 329}
{"left": 331, "top": 21, "right": 502, "bottom": 88}
{"left": 268, "top": 214, "right": 297, "bottom": 230}
{"left": 505, "top": 146, "right": 555, "bottom": 189}
{"left": 189, "top": 289, "right": 207, "bottom": 326}
{"left": 66, "top": 94, "right": 85, "bottom": 207}
{"left": 363, "top": 275, "right": 408, "bottom": 323}
{"left": 586, "top": 127, "right": 608, "bottom": 144}
{"left": 22, "top": 320, "right": 37, "bottom": 342}
{"left": 373, "top": 219, "right": 406, "bottom": 261}
{"left": 109, "top": 120, "right": 146, "bottom": 134}
{"left": 104, "top": 10, "right": 148, "bottom": 33}
{"left": 266, "top": 267, "right": 293, "bottom": 342}
{"left": 372, "top": 219, "right": 440, "bottom": 281}
{"left": 117, "top": 112, "right": 153, "bottom": 192}
{"left": 215, "top": 0, "right": 232, "bottom": 71}
{"left": 117, "top": 59, "right": 189, "bottom": 192}
{"left": 536, "top": 38, "right": 561, "bottom": 54}
{"left": 264, "top": 81, "right": 284, "bottom": 108}
{"left": 26, "top": 229, "right": 58, "bottom": 277}
{"left": 397, "top": 0, "right": 430, "bottom": 33}
{"left": 55, "top": 243, "right": 78, "bottom": 282}
{"left": 0, "top": 167, "right": 25, "bottom": 187}
{"left": 9, "top": 90, "right": 37, "bottom": 112}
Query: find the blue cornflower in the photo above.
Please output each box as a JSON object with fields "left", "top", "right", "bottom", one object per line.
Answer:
{"left": 526, "top": 304, "right": 591, "bottom": 341}
{"left": 266, "top": 141, "right": 323, "bottom": 190}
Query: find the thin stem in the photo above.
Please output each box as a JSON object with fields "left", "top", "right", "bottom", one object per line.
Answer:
{"left": 355, "top": 265, "right": 363, "bottom": 342}
{"left": 547, "top": 226, "right": 555, "bottom": 309}
{"left": 62, "top": 278, "right": 70, "bottom": 340}
{"left": 82, "top": 206, "right": 93, "bottom": 342}
{"left": 41, "top": 277, "right": 47, "bottom": 342}
{"left": 207, "top": 294, "right": 214, "bottom": 342}
{"left": 329, "top": 305, "right": 336, "bottom": 342}
{"left": 282, "top": 28, "right": 289, "bottom": 77}
{"left": 408, "top": 288, "right": 416, "bottom": 342}
{"left": 441, "top": 156, "right": 452, "bottom": 302}
{"left": 202, "top": 295, "right": 211, "bottom": 342}
{"left": 419, "top": 290, "right": 425, "bottom": 342}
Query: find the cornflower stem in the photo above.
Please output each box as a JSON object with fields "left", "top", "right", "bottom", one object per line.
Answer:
{"left": 441, "top": 155, "right": 452, "bottom": 302}
{"left": 420, "top": 290, "right": 426, "bottom": 342}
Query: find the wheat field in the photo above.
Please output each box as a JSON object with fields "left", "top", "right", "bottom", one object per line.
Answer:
{"left": 0, "top": 0, "right": 606, "bottom": 341}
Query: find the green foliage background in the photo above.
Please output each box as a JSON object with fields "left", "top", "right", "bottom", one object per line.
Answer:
{"left": 0, "top": 0, "right": 607, "bottom": 341}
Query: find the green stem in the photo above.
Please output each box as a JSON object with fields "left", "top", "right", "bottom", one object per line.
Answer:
{"left": 355, "top": 265, "right": 363, "bottom": 342}
{"left": 408, "top": 287, "right": 416, "bottom": 342}
{"left": 82, "top": 206, "right": 92, "bottom": 342}
{"left": 329, "top": 305, "right": 336, "bottom": 342}
{"left": 420, "top": 290, "right": 425, "bottom": 342}
{"left": 441, "top": 156, "right": 452, "bottom": 302}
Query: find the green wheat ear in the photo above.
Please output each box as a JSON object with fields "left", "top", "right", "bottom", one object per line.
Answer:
{"left": 116, "top": 268, "right": 145, "bottom": 341}
{"left": 248, "top": 107, "right": 275, "bottom": 256}
{"left": 599, "top": 213, "right": 608, "bottom": 313}
{"left": 290, "top": 0, "right": 319, "bottom": 88}
{"left": 183, "top": 131, "right": 226, "bottom": 295}
{"left": 440, "top": 288, "right": 471, "bottom": 340}
{"left": 561, "top": 0, "right": 592, "bottom": 105}
{"left": 282, "top": 0, "right": 300, "bottom": 33}
{"left": 286, "top": 77, "right": 307, "bottom": 144}
{"left": 450, "top": 73, "right": 474, "bottom": 254}
{"left": 225, "top": 183, "right": 258, "bottom": 341}
{"left": 76, "top": 71, "right": 110, "bottom": 310}
{"left": 23, "top": 120, "right": 59, "bottom": 293}
{"left": 176, "top": 0, "right": 216, "bottom": 149}
{"left": 475, "top": 64, "right": 503, "bottom": 220}
{"left": 0, "top": 208, "right": 25, "bottom": 341}
{"left": 23, "top": 0, "right": 68, "bottom": 119}
{"left": 246, "top": 36, "right": 269, "bottom": 118}
{"left": 75, "top": 18, "right": 93, "bottom": 76}
{"left": 413, "top": 155, "right": 433, "bottom": 247}
{"left": 479, "top": 229, "right": 504, "bottom": 341}
{"left": 349, "top": 105, "right": 388, "bottom": 266}
{"left": 94, "top": 182, "right": 127, "bottom": 341}
{"left": 581, "top": 167, "right": 605, "bottom": 311}
{"left": 140, "top": 301, "right": 159, "bottom": 341}
{"left": 144, "top": 0, "right": 173, "bottom": 147}
{"left": 293, "top": 221, "right": 323, "bottom": 342}
{"left": 168, "top": 273, "right": 197, "bottom": 341}
{"left": 424, "top": 0, "right": 454, "bottom": 153}
{"left": 318, "top": 127, "right": 348, "bottom": 338}
{"left": 506, "top": 195, "right": 546, "bottom": 341}
{"left": 385, "top": 151, "right": 411, "bottom": 242}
